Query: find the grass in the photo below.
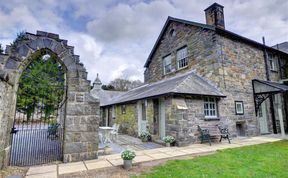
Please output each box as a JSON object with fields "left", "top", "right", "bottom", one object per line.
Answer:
{"left": 137, "top": 141, "right": 288, "bottom": 178}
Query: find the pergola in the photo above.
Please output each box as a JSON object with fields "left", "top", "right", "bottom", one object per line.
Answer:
{"left": 252, "top": 79, "right": 288, "bottom": 137}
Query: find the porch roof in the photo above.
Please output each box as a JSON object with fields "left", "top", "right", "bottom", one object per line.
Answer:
{"left": 252, "top": 79, "right": 288, "bottom": 116}
{"left": 102, "top": 71, "right": 225, "bottom": 106}
{"left": 253, "top": 79, "right": 288, "bottom": 94}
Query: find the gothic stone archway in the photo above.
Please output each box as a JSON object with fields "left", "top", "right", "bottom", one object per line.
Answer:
{"left": 0, "top": 31, "right": 99, "bottom": 168}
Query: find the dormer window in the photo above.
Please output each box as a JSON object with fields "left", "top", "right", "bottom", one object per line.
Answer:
{"left": 177, "top": 46, "right": 188, "bottom": 69}
{"left": 163, "top": 54, "right": 172, "bottom": 75}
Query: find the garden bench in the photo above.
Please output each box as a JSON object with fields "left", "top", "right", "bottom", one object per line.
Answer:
{"left": 197, "top": 125, "right": 231, "bottom": 146}
{"left": 218, "top": 126, "right": 231, "bottom": 144}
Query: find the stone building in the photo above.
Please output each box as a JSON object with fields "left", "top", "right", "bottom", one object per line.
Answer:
{"left": 95, "top": 3, "right": 288, "bottom": 146}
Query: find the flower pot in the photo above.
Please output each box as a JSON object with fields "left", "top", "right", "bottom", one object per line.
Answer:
{"left": 166, "top": 143, "right": 170, "bottom": 147}
{"left": 123, "top": 159, "right": 133, "bottom": 170}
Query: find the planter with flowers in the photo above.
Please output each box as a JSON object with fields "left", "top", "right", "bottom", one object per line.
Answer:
{"left": 163, "top": 136, "right": 175, "bottom": 147}
{"left": 121, "top": 149, "right": 136, "bottom": 170}
{"left": 139, "top": 132, "right": 151, "bottom": 142}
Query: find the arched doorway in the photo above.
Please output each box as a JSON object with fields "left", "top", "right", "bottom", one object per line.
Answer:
{"left": 0, "top": 31, "right": 100, "bottom": 168}
{"left": 10, "top": 49, "right": 67, "bottom": 166}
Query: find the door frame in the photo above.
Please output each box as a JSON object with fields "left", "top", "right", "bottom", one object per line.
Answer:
{"left": 137, "top": 100, "right": 147, "bottom": 136}
{"left": 259, "top": 101, "right": 269, "bottom": 134}
{"left": 159, "top": 98, "right": 166, "bottom": 139}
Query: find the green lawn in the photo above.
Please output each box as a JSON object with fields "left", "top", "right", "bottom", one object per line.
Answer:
{"left": 137, "top": 141, "right": 288, "bottom": 178}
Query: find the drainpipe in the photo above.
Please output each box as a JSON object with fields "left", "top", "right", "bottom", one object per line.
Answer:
{"left": 262, "top": 37, "right": 277, "bottom": 134}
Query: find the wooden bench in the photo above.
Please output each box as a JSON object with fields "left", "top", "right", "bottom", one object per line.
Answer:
{"left": 197, "top": 125, "right": 231, "bottom": 146}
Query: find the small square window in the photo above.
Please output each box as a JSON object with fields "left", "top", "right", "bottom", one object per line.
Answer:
{"left": 121, "top": 105, "right": 126, "bottom": 114}
{"left": 235, "top": 101, "right": 244, "bottom": 115}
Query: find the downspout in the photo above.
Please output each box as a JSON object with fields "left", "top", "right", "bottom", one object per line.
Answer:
{"left": 262, "top": 37, "right": 277, "bottom": 134}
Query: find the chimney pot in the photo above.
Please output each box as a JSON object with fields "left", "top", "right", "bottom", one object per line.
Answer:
{"left": 204, "top": 3, "right": 225, "bottom": 29}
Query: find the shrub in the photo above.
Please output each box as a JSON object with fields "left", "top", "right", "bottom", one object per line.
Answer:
{"left": 140, "top": 132, "right": 151, "bottom": 142}
{"left": 121, "top": 150, "right": 136, "bottom": 160}
{"left": 163, "top": 136, "right": 175, "bottom": 144}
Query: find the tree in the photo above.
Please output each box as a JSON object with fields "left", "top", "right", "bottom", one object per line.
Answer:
{"left": 108, "top": 78, "right": 143, "bottom": 91}
{"left": 0, "top": 44, "right": 4, "bottom": 54}
{"left": 101, "top": 84, "right": 115, "bottom": 91}
{"left": 17, "top": 49, "right": 65, "bottom": 120}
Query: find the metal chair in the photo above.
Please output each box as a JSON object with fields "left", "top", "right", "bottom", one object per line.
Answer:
{"left": 218, "top": 126, "right": 231, "bottom": 144}
{"left": 110, "top": 124, "right": 120, "bottom": 141}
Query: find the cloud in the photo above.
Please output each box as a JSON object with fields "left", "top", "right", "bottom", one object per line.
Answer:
{"left": 86, "top": 0, "right": 178, "bottom": 43}
{"left": 0, "top": 0, "right": 288, "bottom": 85}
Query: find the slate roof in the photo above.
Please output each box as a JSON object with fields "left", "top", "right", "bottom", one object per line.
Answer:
{"left": 102, "top": 71, "right": 225, "bottom": 106}
{"left": 253, "top": 79, "right": 288, "bottom": 94}
{"left": 90, "top": 89, "right": 125, "bottom": 106}
{"left": 144, "top": 16, "right": 288, "bottom": 68}
{"left": 272, "top": 42, "right": 288, "bottom": 54}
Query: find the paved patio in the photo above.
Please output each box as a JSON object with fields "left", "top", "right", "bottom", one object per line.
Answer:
{"left": 25, "top": 136, "right": 283, "bottom": 178}
{"left": 98, "top": 134, "right": 164, "bottom": 155}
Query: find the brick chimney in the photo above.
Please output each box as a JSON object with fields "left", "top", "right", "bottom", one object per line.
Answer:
{"left": 204, "top": 3, "right": 225, "bottom": 29}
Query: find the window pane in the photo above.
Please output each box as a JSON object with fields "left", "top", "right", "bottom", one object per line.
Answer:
{"left": 163, "top": 55, "right": 172, "bottom": 74}
{"left": 204, "top": 97, "right": 217, "bottom": 117}
{"left": 177, "top": 47, "right": 188, "bottom": 69}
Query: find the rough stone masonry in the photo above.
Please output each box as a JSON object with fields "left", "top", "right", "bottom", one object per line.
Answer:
{"left": 0, "top": 31, "right": 100, "bottom": 169}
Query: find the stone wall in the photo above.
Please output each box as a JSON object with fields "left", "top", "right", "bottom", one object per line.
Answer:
{"left": 144, "top": 21, "right": 217, "bottom": 84}
{"left": 143, "top": 20, "right": 285, "bottom": 140}
{"left": 0, "top": 79, "right": 13, "bottom": 169}
{"left": 115, "top": 103, "right": 138, "bottom": 137}
{"left": 0, "top": 31, "right": 100, "bottom": 168}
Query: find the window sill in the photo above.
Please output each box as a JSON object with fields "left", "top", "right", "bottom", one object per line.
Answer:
{"left": 177, "top": 66, "right": 188, "bottom": 71}
{"left": 204, "top": 117, "right": 220, "bottom": 121}
{"left": 270, "top": 70, "right": 278, "bottom": 73}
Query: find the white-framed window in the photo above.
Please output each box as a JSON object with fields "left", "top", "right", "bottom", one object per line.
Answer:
{"left": 163, "top": 54, "right": 172, "bottom": 74}
{"left": 204, "top": 97, "right": 217, "bottom": 118}
{"left": 177, "top": 46, "right": 188, "bottom": 69}
{"left": 235, "top": 101, "right": 244, "bottom": 115}
{"left": 268, "top": 54, "right": 277, "bottom": 71}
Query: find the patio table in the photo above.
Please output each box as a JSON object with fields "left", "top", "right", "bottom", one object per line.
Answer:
{"left": 99, "top": 126, "right": 114, "bottom": 143}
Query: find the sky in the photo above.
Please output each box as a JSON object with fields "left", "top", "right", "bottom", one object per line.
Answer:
{"left": 0, "top": 0, "right": 288, "bottom": 84}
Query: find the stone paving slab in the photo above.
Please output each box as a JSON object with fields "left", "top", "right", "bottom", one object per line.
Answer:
{"left": 133, "top": 155, "right": 155, "bottom": 163}
{"left": 26, "top": 171, "right": 57, "bottom": 178}
{"left": 107, "top": 158, "right": 124, "bottom": 166}
{"left": 26, "top": 165, "right": 57, "bottom": 175}
{"left": 58, "top": 161, "right": 87, "bottom": 175}
{"left": 148, "top": 152, "right": 172, "bottom": 160}
{"left": 165, "top": 150, "right": 188, "bottom": 157}
{"left": 84, "top": 159, "right": 113, "bottom": 170}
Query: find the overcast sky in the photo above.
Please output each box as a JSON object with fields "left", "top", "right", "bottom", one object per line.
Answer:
{"left": 0, "top": 0, "right": 288, "bottom": 84}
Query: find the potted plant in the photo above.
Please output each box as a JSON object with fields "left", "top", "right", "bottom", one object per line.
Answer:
{"left": 163, "top": 136, "right": 175, "bottom": 147}
{"left": 139, "top": 132, "right": 151, "bottom": 142}
{"left": 104, "top": 145, "right": 112, "bottom": 155}
{"left": 121, "top": 149, "right": 136, "bottom": 170}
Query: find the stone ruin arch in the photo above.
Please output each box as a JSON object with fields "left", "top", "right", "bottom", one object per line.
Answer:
{"left": 0, "top": 31, "right": 100, "bottom": 168}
